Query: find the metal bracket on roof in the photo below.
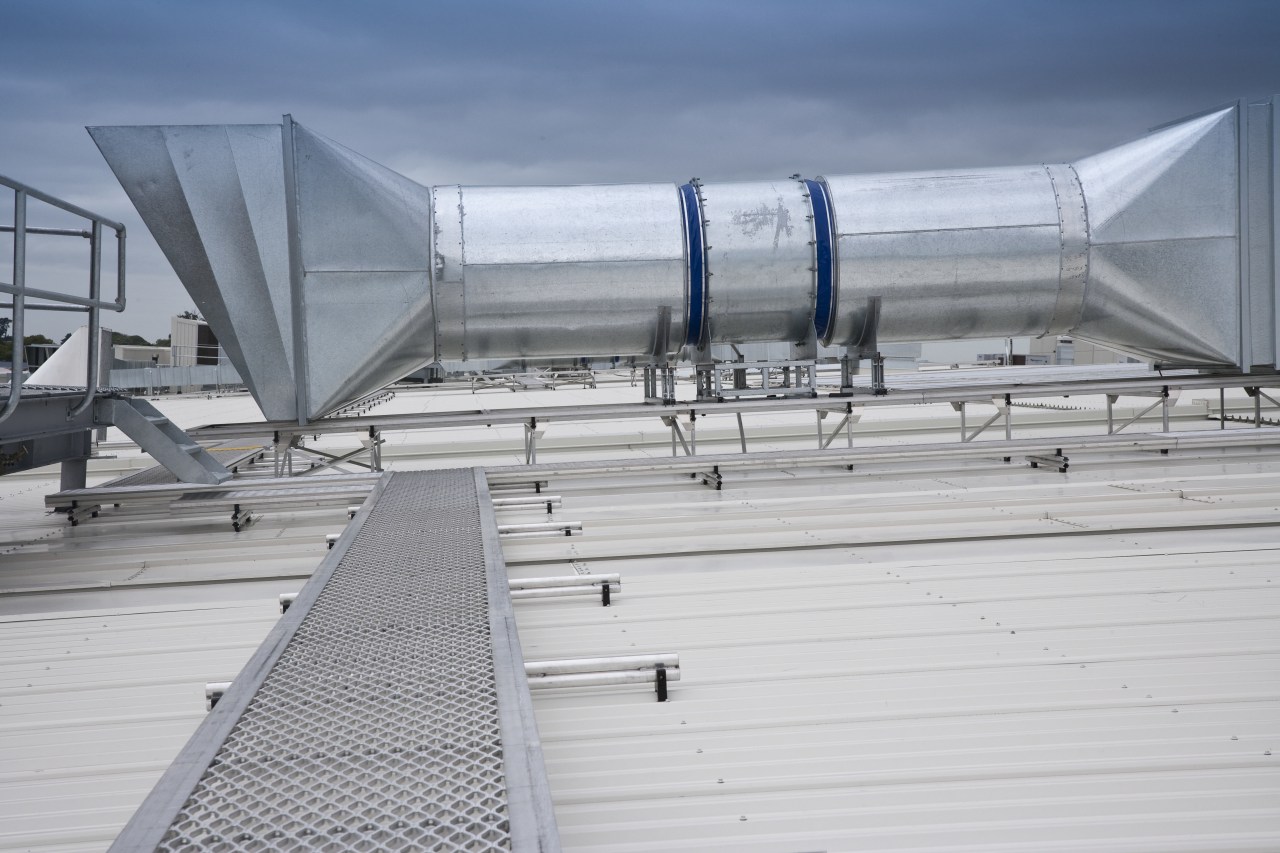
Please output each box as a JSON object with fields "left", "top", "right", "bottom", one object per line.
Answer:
{"left": 204, "top": 681, "right": 231, "bottom": 711}
{"left": 1241, "top": 386, "right": 1280, "bottom": 428}
{"left": 490, "top": 479, "right": 547, "bottom": 494}
{"left": 492, "top": 494, "right": 561, "bottom": 515}
{"left": 498, "top": 520, "right": 582, "bottom": 538}
{"left": 661, "top": 413, "right": 696, "bottom": 456}
{"left": 1026, "top": 449, "right": 1069, "bottom": 473}
{"left": 525, "top": 653, "right": 680, "bottom": 702}
{"left": 67, "top": 499, "right": 101, "bottom": 526}
{"left": 817, "top": 402, "right": 860, "bottom": 450}
{"left": 230, "top": 504, "right": 256, "bottom": 532}
{"left": 1107, "top": 386, "right": 1178, "bottom": 434}
{"left": 691, "top": 464, "right": 722, "bottom": 490}
{"left": 508, "top": 574, "right": 621, "bottom": 607}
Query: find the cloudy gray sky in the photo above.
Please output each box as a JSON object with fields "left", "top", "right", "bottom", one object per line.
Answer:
{"left": 2, "top": 0, "right": 1279, "bottom": 342}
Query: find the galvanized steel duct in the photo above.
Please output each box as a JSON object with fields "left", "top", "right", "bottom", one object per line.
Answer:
{"left": 90, "top": 98, "right": 1279, "bottom": 423}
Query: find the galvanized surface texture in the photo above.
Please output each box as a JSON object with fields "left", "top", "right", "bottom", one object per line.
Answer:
{"left": 107, "top": 469, "right": 556, "bottom": 852}
{"left": 700, "top": 178, "right": 816, "bottom": 345}
{"left": 91, "top": 99, "right": 1280, "bottom": 422}
{"left": 824, "top": 164, "right": 1064, "bottom": 345}
{"left": 89, "top": 124, "right": 298, "bottom": 421}
{"left": 432, "top": 183, "right": 687, "bottom": 362}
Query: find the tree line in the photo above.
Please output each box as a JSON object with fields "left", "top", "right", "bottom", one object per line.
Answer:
{"left": 0, "top": 317, "right": 175, "bottom": 362}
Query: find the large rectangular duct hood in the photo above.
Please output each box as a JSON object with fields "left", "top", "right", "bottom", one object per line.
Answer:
{"left": 90, "top": 98, "right": 1280, "bottom": 423}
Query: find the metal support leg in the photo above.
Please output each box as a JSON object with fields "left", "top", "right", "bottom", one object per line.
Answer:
{"left": 959, "top": 399, "right": 1007, "bottom": 443}
{"left": 662, "top": 416, "right": 692, "bottom": 457}
{"left": 1220, "top": 387, "right": 1226, "bottom": 429}
{"left": 735, "top": 412, "right": 747, "bottom": 453}
{"left": 1004, "top": 394, "right": 1012, "bottom": 440}
{"left": 1251, "top": 388, "right": 1280, "bottom": 427}
{"left": 524, "top": 418, "right": 540, "bottom": 465}
{"left": 1110, "top": 395, "right": 1168, "bottom": 435}
{"left": 695, "top": 366, "right": 715, "bottom": 401}
{"left": 1161, "top": 386, "right": 1170, "bottom": 432}
{"left": 871, "top": 353, "right": 886, "bottom": 396}
{"left": 60, "top": 454, "right": 88, "bottom": 491}
{"left": 1107, "top": 394, "right": 1115, "bottom": 435}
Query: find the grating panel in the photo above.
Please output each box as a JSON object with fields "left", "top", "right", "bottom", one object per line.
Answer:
{"left": 140, "top": 471, "right": 520, "bottom": 851}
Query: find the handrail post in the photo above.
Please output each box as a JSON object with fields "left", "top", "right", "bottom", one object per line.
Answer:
{"left": 115, "top": 224, "right": 126, "bottom": 311}
{"left": 70, "top": 220, "right": 103, "bottom": 419}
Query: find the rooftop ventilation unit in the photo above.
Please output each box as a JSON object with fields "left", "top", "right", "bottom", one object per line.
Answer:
{"left": 91, "top": 98, "right": 1279, "bottom": 423}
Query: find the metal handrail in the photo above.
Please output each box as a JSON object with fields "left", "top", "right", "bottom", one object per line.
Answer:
{"left": 0, "top": 173, "right": 126, "bottom": 425}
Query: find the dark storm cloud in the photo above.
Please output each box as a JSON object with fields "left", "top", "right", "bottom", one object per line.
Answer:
{"left": 2, "top": 0, "right": 1278, "bottom": 339}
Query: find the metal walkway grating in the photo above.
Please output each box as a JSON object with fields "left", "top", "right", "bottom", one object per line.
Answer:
{"left": 111, "top": 469, "right": 557, "bottom": 852}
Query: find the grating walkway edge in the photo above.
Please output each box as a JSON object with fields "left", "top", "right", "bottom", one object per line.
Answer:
{"left": 108, "top": 468, "right": 559, "bottom": 852}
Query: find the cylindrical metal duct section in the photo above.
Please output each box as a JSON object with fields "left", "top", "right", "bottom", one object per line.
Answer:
{"left": 430, "top": 183, "right": 690, "bottom": 361}
{"left": 823, "top": 166, "right": 1069, "bottom": 348}
{"left": 693, "top": 178, "right": 819, "bottom": 347}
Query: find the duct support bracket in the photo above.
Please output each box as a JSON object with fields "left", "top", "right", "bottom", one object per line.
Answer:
{"left": 1107, "top": 387, "right": 1177, "bottom": 434}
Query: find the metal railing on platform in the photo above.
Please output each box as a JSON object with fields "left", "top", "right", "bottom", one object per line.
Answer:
{"left": 0, "top": 173, "right": 126, "bottom": 425}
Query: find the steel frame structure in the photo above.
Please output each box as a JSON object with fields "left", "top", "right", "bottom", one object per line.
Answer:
{"left": 183, "top": 368, "right": 1280, "bottom": 475}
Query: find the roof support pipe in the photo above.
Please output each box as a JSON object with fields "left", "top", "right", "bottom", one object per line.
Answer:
{"left": 90, "top": 97, "right": 1280, "bottom": 424}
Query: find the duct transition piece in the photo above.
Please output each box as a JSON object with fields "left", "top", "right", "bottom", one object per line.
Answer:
{"left": 91, "top": 98, "right": 1280, "bottom": 423}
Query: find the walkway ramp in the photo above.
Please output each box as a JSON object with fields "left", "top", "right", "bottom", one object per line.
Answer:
{"left": 109, "top": 468, "right": 558, "bottom": 852}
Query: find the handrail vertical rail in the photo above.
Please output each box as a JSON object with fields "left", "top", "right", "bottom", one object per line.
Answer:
{"left": 69, "top": 220, "right": 103, "bottom": 418}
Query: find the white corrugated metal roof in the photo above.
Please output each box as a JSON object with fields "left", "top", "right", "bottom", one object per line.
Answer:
{"left": 500, "top": 438, "right": 1280, "bottom": 851}
{"left": 1, "top": 376, "right": 1278, "bottom": 851}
